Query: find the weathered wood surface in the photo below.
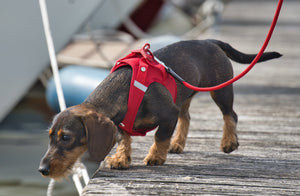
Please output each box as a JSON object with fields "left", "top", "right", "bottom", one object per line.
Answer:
{"left": 83, "top": 0, "right": 300, "bottom": 195}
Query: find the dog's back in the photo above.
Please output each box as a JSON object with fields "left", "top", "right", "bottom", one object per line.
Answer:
{"left": 153, "top": 39, "right": 281, "bottom": 90}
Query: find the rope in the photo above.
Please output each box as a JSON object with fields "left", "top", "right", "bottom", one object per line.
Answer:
{"left": 39, "top": 0, "right": 66, "bottom": 111}
{"left": 46, "top": 179, "right": 56, "bottom": 196}
{"left": 38, "top": 0, "right": 89, "bottom": 195}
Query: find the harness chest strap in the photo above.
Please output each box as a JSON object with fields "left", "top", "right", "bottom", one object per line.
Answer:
{"left": 110, "top": 44, "right": 177, "bottom": 136}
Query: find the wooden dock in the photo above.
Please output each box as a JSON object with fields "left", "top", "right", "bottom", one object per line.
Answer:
{"left": 83, "top": 0, "right": 300, "bottom": 195}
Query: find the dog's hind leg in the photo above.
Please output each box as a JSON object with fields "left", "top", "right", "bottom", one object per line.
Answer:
{"left": 169, "top": 97, "right": 193, "bottom": 153}
{"left": 105, "top": 132, "right": 132, "bottom": 169}
{"left": 210, "top": 85, "right": 239, "bottom": 153}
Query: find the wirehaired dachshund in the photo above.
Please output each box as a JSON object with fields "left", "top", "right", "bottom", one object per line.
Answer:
{"left": 39, "top": 39, "right": 281, "bottom": 179}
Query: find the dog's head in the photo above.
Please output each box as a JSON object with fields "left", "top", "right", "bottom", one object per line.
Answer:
{"left": 38, "top": 104, "right": 117, "bottom": 180}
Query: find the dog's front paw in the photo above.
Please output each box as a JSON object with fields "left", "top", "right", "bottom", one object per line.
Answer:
{"left": 169, "top": 142, "right": 184, "bottom": 154}
{"left": 105, "top": 155, "right": 131, "bottom": 169}
{"left": 144, "top": 154, "right": 166, "bottom": 166}
{"left": 221, "top": 134, "right": 239, "bottom": 153}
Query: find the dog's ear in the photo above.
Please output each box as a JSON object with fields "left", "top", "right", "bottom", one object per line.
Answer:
{"left": 81, "top": 112, "right": 116, "bottom": 162}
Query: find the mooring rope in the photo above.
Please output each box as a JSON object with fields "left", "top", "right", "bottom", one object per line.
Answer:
{"left": 38, "top": 0, "right": 89, "bottom": 195}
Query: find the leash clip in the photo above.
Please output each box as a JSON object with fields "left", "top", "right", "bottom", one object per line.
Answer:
{"left": 141, "top": 43, "right": 155, "bottom": 62}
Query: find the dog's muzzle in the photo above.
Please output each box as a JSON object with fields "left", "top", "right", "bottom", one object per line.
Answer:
{"left": 38, "top": 162, "right": 50, "bottom": 176}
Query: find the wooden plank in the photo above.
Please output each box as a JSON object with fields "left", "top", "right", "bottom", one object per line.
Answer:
{"left": 83, "top": 0, "right": 300, "bottom": 195}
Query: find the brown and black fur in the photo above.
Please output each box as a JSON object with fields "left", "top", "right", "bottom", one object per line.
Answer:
{"left": 39, "top": 39, "right": 281, "bottom": 179}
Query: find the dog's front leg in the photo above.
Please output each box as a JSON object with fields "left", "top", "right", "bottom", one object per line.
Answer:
{"left": 105, "top": 132, "right": 132, "bottom": 169}
{"left": 144, "top": 137, "right": 170, "bottom": 166}
{"left": 144, "top": 119, "right": 177, "bottom": 166}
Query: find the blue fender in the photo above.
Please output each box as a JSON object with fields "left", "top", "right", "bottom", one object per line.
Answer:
{"left": 46, "top": 65, "right": 110, "bottom": 112}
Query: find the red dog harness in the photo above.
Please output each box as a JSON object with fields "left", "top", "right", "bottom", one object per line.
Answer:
{"left": 110, "top": 43, "right": 177, "bottom": 136}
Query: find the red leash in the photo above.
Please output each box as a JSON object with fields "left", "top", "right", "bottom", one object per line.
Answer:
{"left": 162, "top": 0, "right": 283, "bottom": 92}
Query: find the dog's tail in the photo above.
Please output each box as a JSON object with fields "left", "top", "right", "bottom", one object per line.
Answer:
{"left": 209, "top": 39, "right": 282, "bottom": 64}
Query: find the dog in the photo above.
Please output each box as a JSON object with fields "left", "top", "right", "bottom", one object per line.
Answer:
{"left": 39, "top": 39, "right": 281, "bottom": 179}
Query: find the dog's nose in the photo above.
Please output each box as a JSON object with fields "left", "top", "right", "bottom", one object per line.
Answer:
{"left": 38, "top": 165, "right": 50, "bottom": 176}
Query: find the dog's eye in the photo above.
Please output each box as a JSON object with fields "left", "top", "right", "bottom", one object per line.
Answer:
{"left": 61, "top": 135, "right": 71, "bottom": 142}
